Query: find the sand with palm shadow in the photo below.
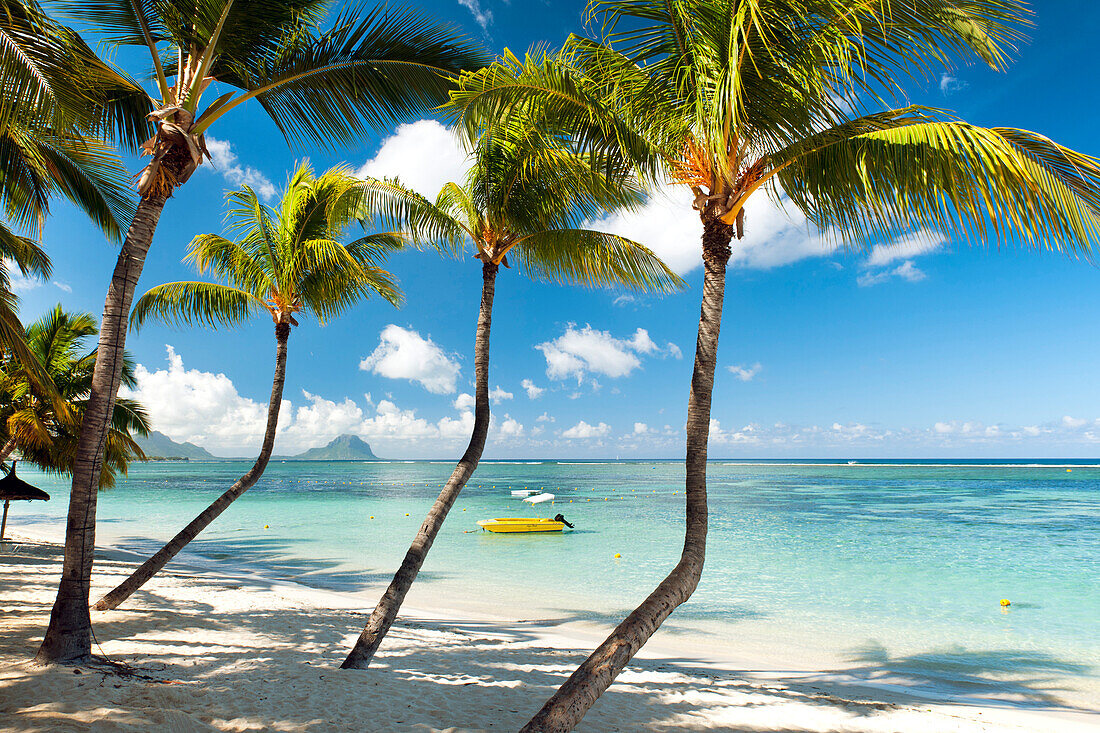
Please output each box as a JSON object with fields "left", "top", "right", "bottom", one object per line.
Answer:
{"left": 0, "top": 534, "right": 1095, "bottom": 732}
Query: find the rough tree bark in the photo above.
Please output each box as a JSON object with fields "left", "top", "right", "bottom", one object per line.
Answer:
{"left": 0, "top": 438, "right": 16, "bottom": 463}
{"left": 519, "top": 220, "right": 733, "bottom": 733}
{"left": 36, "top": 194, "right": 168, "bottom": 664}
{"left": 341, "top": 261, "right": 498, "bottom": 669}
{"left": 92, "top": 323, "right": 291, "bottom": 611}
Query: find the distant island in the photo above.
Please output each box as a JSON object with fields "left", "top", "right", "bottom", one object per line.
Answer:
{"left": 133, "top": 432, "right": 380, "bottom": 461}
{"left": 291, "top": 435, "right": 380, "bottom": 461}
{"left": 135, "top": 431, "right": 216, "bottom": 460}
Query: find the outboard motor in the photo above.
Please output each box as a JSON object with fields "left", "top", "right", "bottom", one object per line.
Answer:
{"left": 553, "top": 513, "right": 575, "bottom": 529}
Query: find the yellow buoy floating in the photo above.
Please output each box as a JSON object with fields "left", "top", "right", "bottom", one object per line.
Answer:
{"left": 1000, "top": 598, "right": 1011, "bottom": 607}
{"left": 264, "top": 525, "right": 269, "bottom": 529}
{"left": 614, "top": 553, "right": 621, "bottom": 559}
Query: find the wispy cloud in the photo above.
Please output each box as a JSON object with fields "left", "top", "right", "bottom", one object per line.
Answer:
{"left": 728, "top": 362, "right": 763, "bottom": 381}
{"left": 205, "top": 137, "right": 276, "bottom": 199}
{"left": 457, "top": 0, "right": 492, "bottom": 31}
{"left": 940, "top": 74, "right": 968, "bottom": 95}
{"left": 858, "top": 260, "right": 927, "bottom": 287}
{"left": 857, "top": 229, "right": 946, "bottom": 286}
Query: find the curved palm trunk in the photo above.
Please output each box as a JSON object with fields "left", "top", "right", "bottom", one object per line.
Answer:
{"left": 92, "top": 323, "right": 290, "bottom": 611}
{"left": 36, "top": 194, "right": 168, "bottom": 664}
{"left": 520, "top": 221, "right": 733, "bottom": 733}
{"left": 342, "top": 262, "right": 498, "bottom": 669}
{"left": 0, "top": 438, "right": 17, "bottom": 464}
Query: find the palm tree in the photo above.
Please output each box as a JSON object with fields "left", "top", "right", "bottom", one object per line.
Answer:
{"left": 0, "top": 0, "right": 143, "bottom": 389}
{"left": 91, "top": 162, "right": 403, "bottom": 612}
{"left": 0, "top": 305, "right": 150, "bottom": 485}
{"left": 35, "top": 0, "right": 487, "bottom": 664}
{"left": 340, "top": 121, "right": 684, "bottom": 670}
{"left": 448, "top": 3, "right": 1100, "bottom": 730}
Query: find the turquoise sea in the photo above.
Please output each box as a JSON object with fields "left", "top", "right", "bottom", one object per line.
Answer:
{"left": 12, "top": 459, "right": 1100, "bottom": 712}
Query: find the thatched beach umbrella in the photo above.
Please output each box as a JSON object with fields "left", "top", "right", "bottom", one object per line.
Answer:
{"left": 0, "top": 462, "right": 49, "bottom": 543}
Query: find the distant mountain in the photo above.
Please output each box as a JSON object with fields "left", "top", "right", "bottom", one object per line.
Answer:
{"left": 136, "top": 431, "right": 216, "bottom": 460}
{"left": 293, "top": 435, "right": 380, "bottom": 460}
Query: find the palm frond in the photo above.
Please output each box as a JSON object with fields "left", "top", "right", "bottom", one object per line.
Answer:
{"left": 778, "top": 119, "right": 1100, "bottom": 257}
{"left": 515, "top": 229, "right": 684, "bottom": 293}
{"left": 131, "top": 282, "right": 266, "bottom": 330}
{"left": 357, "top": 176, "right": 468, "bottom": 255}
{"left": 194, "top": 4, "right": 489, "bottom": 143}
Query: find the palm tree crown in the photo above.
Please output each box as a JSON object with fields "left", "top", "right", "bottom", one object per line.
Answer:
{"left": 0, "top": 305, "right": 150, "bottom": 488}
{"left": 451, "top": 2, "right": 1100, "bottom": 256}
{"left": 361, "top": 120, "right": 685, "bottom": 293}
{"left": 50, "top": 0, "right": 490, "bottom": 196}
{"left": 132, "top": 162, "right": 403, "bottom": 332}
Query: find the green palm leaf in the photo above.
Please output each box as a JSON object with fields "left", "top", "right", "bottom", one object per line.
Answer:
{"left": 131, "top": 282, "right": 265, "bottom": 330}
{"left": 515, "top": 229, "right": 684, "bottom": 292}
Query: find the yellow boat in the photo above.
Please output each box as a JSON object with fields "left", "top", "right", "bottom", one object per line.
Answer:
{"left": 477, "top": 517, "right": 568, "bottom": 533}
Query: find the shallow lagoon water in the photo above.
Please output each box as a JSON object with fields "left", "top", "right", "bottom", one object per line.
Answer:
{"left": 16, "top": 459, "right": 1100, "bottom": 710}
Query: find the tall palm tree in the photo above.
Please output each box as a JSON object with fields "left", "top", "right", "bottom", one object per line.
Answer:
{"left": 0, "top": 305, "right": 150, "bottom": 485}
{"left": 35, "top": 0, "right": 487, "bottom": 664}
{"left": 92, "top": 162, "right": 403, "bottom": 612}
{"left": 340, "top": 122, "right": 684, "bottom": 670}
{"left": 448, "top": 3, "right": 1100, "bottom": 730}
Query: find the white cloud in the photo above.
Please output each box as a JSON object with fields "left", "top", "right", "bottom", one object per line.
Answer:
{"left": 489, "top": 385, "right": 513, "bottom": 404}
{"left": 438, "top": 408, "right": 474, "bottom": 440}
{"left": 858, "top": 229, "right": 947, "bottom": 286}
{"left": 865, "top": 229, "right": 947, "bottom": 267}
{"left": 4, "top": 260, "right": 71, "bottom": 295}
{"left": 7, "top": 267, "right": 40, "bottom": 294}
{"left": 497, "top": 415, "right": 524, "bottom": 438}
{"left": 205, "top": 137, "right": 276, "bottom": 199}
{"left": 356, "top": 119, "right": 468, "bottom": 199}
{"left": 1063, "top": 415, "right": 1087, "bottom": 429}
{"left": 858, "top": 260, "right": 928, "bottom": 287}
{"left": 279, "top": 391, "right": 364, "bottom": 449}
{"left": 728, "top": 362, "right": 762, "bottom": 381}
{"left": 633, "top": 422, "right": 649, "bottom": 435}
{"left": 585, "top": 183, "right": 840, "bottom": 275}
{"left": 457, "top": 0, "right": 492, "bottom": 30}
{"left": 612, "top": 294, "right": 636, "bottom": 307}
{"left": 453, "top": 393, "right": 475, "bottom": 411}
{"left": 521, "top": 379, "right": 544, "bottom": 399}
{"left": 629, "top": 329, "right": 658, "bottom": 354}
{"left": 562, "top": 420, "right": 611, "bottom": 439}
{"left": 940, "top": 74, "right": 967, "bottom": 95}
{"left": 667, "top": 343, "right": 683, "bottom": 360}
{"left": 359, "top": 325, "right": 461, "bottom": 394}
{"left": 536, "top": 412, "right": 554, "bottom": 423}
{"left": 119, "top": 345, "right": 278, "bottom": 455}
{"left": 536, "top": 325, "right": 674, "bottom": 382}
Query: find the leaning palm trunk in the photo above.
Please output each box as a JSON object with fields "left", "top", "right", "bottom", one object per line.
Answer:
{"left": 0, "top": 438, "right": 16, "bottom": 463}
{"left": 342, "top": 262, "right": 497, "bottom": 669}
{"left": 92, "top": 323, "right": 290, "bottom": 612}
{"left": 37, "top": 194, "right": 168, "bottom": 663}
{"left": 521, "top": 223, "right": 731, "bottom": 733}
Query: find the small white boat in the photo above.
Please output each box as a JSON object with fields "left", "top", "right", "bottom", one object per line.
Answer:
{"left": 523, "top": 492, "right": 555, "bottom": 504}
{"left": 511, "top": 489, "right": 539, "bottom": 497}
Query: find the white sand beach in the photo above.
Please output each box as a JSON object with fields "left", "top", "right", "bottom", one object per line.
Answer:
{"left": 1, "top": 532, "right": 1096, "bottom": 733}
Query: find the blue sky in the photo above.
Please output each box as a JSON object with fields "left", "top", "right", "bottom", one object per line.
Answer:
{"left": 14, "top": 1, "right": 1100, "bottom": 458}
